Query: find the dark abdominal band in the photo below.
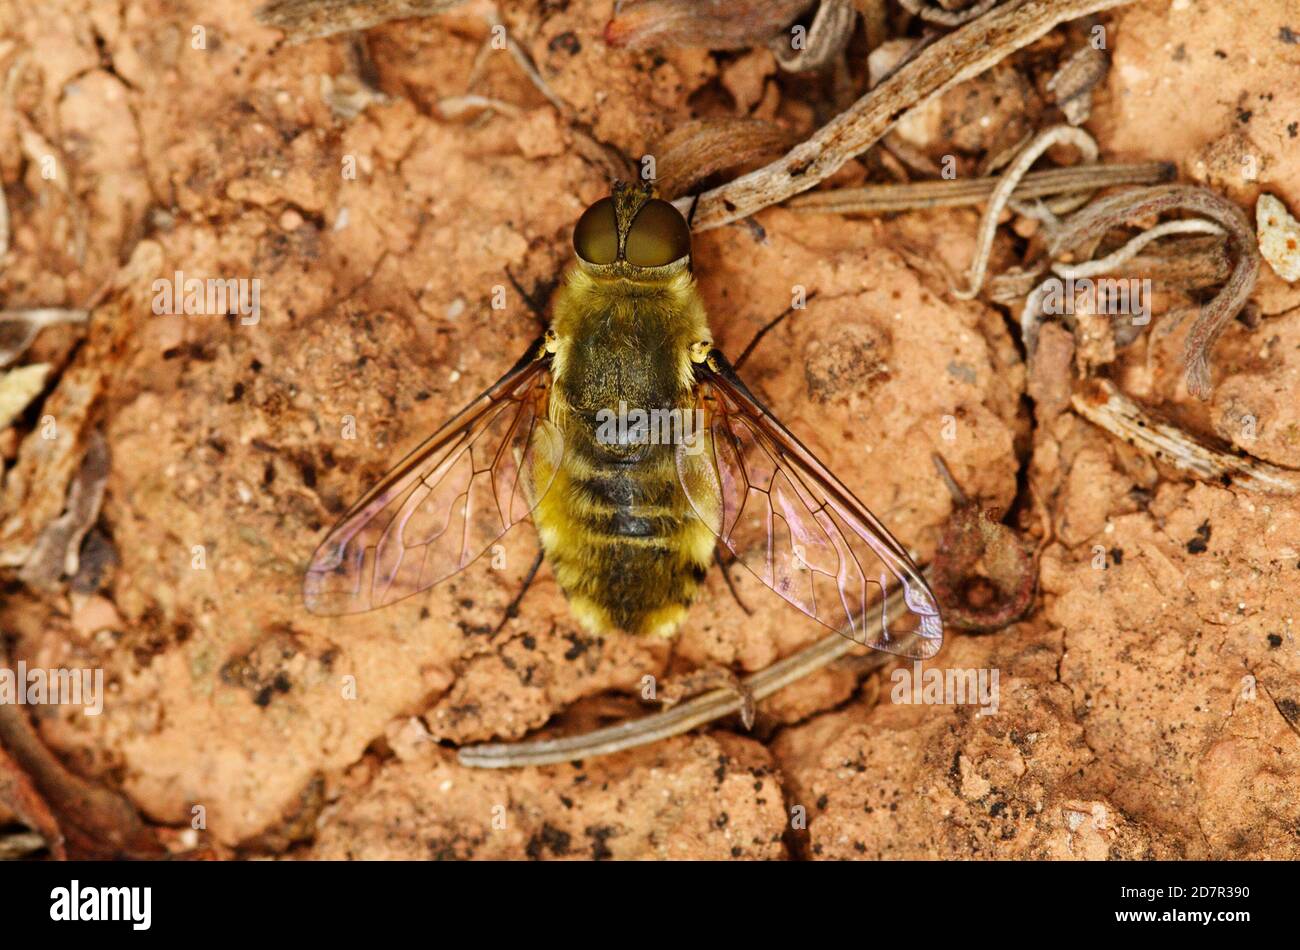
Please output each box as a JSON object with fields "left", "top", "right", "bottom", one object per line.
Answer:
{"left": 561, "top": 417, "right": 708, "bottom": 634}
{"left": 571, "top": 429, "right": 680, "bottom": 543}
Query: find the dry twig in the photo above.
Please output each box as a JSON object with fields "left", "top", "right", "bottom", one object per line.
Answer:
{"left": 1072, "top": 379, "right": 1299, "bottom": 495}
{"left": 689, "top": 0, "right": 1139, "bottom": 231}
{"left": 0, "top": 175, "right": 9, "bottom": 258}
{"left": 458, "top": 585, "right": 919, "bottom": 768}
{"left": 786, "top": 161, "right": 1172, "bottom": 214}
{"left": 0, "top": 637, "right": 164, "bottom": 858}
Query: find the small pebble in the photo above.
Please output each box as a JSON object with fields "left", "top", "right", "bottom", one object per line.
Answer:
{"left": 1256, "top": 193, "right": 1300, "bottom": 282}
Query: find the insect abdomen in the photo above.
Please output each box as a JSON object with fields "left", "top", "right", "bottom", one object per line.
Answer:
{"left": 536, "top": 432, "right": 714, "bottom": 638}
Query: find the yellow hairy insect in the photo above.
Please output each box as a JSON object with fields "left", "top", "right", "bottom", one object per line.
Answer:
{"left": 535, "top": 183, "right": 716, "bottom": 637}
{"left": 304, "top": 181, "right": 942, "bottom": 664}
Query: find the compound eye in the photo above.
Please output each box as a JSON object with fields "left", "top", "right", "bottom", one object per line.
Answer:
{"left": 573, "top": 197, "right": 619, "bottom": 264}
{"left": 624, "top": 199, "right": 690, "bottom": 267}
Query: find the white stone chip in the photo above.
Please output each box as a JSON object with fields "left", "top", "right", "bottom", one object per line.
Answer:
{"left": 1256, "top": 193, "right": 1300, "bottom": 283}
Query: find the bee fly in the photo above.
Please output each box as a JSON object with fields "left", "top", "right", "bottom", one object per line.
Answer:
{"left": 304, "top": 181, "right": 942, "bottom": 659}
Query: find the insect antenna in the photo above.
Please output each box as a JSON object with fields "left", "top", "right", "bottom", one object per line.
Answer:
{"left": 685, "top": 192, "right": 701, "bottom": 229}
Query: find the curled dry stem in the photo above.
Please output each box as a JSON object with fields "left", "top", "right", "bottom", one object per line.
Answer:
{"left": 1019, "top": 218, "right": 1229, "bottom": 352}
{"left": 1044, "top": 185, "right": 1260, "bottom": 398}
{"left": 896, "top": 0, "right": 1000, "bottom": 27}
{"left": 954, "top": 124, "right": 1098, "bottom": 300}
{"left": 457, "top": 585, "right": 919, "bottom": 768}
{"left": 689, "top": 0, "right": 1138, "bottom": 232}
{"left": 770, "top": 0, "right": 858, "bottom": 72}
{"left": 1051, "top": 219, "right": 1224, "bottom": 280}
{"left": 1072, "top": 379, "right": 1299, "bottom": 494}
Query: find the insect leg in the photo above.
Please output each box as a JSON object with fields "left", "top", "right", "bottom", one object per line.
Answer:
{"left": 346, "top": 33, "right": 382, "bottom": 95}
{"left": 733, "top": 292, "right": 819, "bottom": 369}
{"left": 714, "top": 546, "right": 752, "bottom": 616}
{"left": 931, "top": 453, "right": 969, "bottom": 505}
{"left": 504, "top": 267, "right": 554, "bottom": 332}
{"left": 494, "top": 548, "right": 545, "bottom": 634}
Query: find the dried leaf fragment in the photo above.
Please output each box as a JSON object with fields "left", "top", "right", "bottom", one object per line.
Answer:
{"left": 605, "top": 0, "right": 813, "bottom": 51}
{"left": 929, "top": 455, "right": 1038, "bottom": 633}
{"left": 0, "top": 742, "right": 65, "bottom": 859}
{"left": 655, "top": 118, "right": 798, "bottom": 200}
{"left": 19, "top": 431, "right": 110, "bottom": 589}
{"left": 1046, "top": 42, "right": 1108, "bottom": 125}
{"left": 0, "top": 309, "right": 89, "bottom": 369}
{"left": 255, "top": 0, "right": 467, "bottom": 40}
{"left": 0, "top": 362, "right": 50, "bottom": 430}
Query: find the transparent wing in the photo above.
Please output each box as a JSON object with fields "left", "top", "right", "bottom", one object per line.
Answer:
{"left": 304, "top": 338, "right": 561, "bottom": 615}
{"left": 677, "top": 350, "right": 942, "bottom": 659}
